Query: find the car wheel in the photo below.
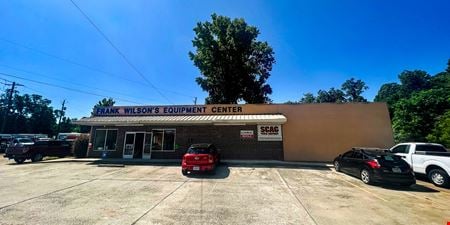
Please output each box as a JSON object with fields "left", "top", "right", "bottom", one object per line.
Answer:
{"left": 428, "top": 169, "right": 450, "bottom": 188}
{"left": 334, "top": 161, "right": 341, "bottom": 172}
{"left": 360, "top": 169, "right": 372, "bottom": 185}
{"left": 31, "top": 153, "right": 43, "bottom": 162}
{"left": 181, "top": 169, "right": 188, "bottom": 176}
{"left": 14, "top": 158, "right": 25, "bottom": 164}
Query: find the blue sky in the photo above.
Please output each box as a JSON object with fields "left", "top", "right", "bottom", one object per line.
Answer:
{"left": 0, "top": 0, "right": 449, "bottom": 118}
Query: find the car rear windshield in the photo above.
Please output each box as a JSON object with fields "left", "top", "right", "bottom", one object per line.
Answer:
{"left": 416, "top": 145, "right": 447, "bottom": 152}
{"left": 187, "top": 147, "right": 211, "bottom": 154}
{"left": 18, "top": 138, "right": 33, "bottom": 143}
{"left": 377, "top": 154, "right": 402, "bottom": 162}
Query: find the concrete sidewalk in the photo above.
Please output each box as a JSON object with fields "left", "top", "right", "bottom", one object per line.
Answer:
{"left": 41, "top": 157, "right": 333, "bottom": 168}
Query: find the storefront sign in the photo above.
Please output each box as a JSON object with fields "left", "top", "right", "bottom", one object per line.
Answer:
{"left": 257, "top": 125, "right": 282, "bottom": 141}
{"left": 94, "top": 105, "right": 244, "bottom": 116}
{"left": 240, "top": 130, "right": 254, "bottom": 139}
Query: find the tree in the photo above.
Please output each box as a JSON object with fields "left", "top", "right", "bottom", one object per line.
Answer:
{"left": 446, "top": 59, "right": 450, "bottom": 74}
{"left": 429, "top": 72, "right": 450, "bottom": 90}
{"left": 315, "top": 88, "right": 346, "bottom": 103}
{"left": 284, "top": 100, "right": 299, "bottom": 104}
{"left": 189, "top": 14, "right": 275, "bottom": 104}
{"left": 427, "top": 111, "right": 450, "bottom": 147}
{"left": 398, "top": 70, "right": 431, "bottom": 96}
{"left": 299, "top": 93, "right": 316, "bottom": 103}
{"left": 95, "top": 98, "right": 115, "bottom": 107}
{"left": 27, "top": 94, "right": 56, "bottom": 135}
{"left": 374, "top": 83, "right": 403, "bottom": 117}
{"left": 392, "top": 89, "right": 450, "bottom": 142}
{"left": 341, "top": 78, "right": 368, "bottom": 102}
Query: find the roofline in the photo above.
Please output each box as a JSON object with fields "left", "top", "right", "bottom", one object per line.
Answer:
{"left": 72, "top": 114, "right": 287, "bottom": 126}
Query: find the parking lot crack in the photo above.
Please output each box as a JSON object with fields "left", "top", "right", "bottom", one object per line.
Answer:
{"left": 0, "top": 179, "right": 95, "bottom": 211}
{"left": 130, "top": 179, "right": 188, "bottom": 225}
{"left": 275, "top": 169, "right": 319, "bottom": 225}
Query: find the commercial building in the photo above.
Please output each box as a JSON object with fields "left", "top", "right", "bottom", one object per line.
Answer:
{"left": 74, "top": 103, "right": 394, "bottom": 162}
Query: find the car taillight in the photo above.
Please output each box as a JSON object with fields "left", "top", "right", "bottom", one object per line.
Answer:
{"left": 208, "top": 155, "right": 214, "bottom": 163}
{"left": 366, "top": 159, "right": 381, "bottom": 169}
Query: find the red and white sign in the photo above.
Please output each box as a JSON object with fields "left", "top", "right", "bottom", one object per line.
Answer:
{"left": 240, "top": 130, "right": 254, "bottom": 139}
{"left": 257, "top": 125, "right": 282, "bottom": 141}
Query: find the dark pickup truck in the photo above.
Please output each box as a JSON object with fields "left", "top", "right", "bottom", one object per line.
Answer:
{"left": 4, "top": 140, "right": 71, "bottom": 164}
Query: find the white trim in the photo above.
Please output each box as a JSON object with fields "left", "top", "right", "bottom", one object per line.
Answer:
{"left": 123, "top": 132, "right": 136, "bottom": 159}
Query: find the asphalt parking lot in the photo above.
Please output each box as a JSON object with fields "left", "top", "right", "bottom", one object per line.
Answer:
{"left": 0, "top": 157, "right": 449, "bottom": 225}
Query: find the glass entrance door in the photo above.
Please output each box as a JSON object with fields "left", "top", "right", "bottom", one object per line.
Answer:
{"left": 143, "top": 132, "right": 153, "bottom": 159}
{"left": 123, "top": 132, "right": 135, "bottom": 159}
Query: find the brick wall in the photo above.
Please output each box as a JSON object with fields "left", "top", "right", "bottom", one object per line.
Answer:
{"left": 88, "top": 125, "right": 283, "bottom": 160}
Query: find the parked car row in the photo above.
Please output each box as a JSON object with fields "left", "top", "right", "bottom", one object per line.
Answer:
{"left": 334, "top": 142, "right": 450, "bottom": 188}
{"left": 1, "top": 133, "right": 84, "bottom": 164}
{"left": 4, "top": 140, "right": 72, "bottom": 164}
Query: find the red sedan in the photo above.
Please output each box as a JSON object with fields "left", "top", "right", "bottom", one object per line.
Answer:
{"left": 181, "top": 143, "right": 220, "bottom": 175}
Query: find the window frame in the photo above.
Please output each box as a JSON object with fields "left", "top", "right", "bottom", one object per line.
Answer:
{"left": 391, "top": 145, "right": 410, "bottom": 154}
{"left": 416, "top": 144, "right": 447, "bottom": 152}
{"left": 150, "top": 128, "right": 176, "bottom": 152}
{"left": 93, "top": 129, "right": 118, "bottom": 151}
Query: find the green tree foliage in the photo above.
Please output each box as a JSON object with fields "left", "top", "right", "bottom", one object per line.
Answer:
{"left": 374, "top": 83, "right": 403, "bottom": 117}
{"left": 189, "top": 14, "right": 275, "bottom": 104}
{"left": 299, "top": 93, "right": 315, "bottom": 103}
{"left": 392, "top": 89, "right": 450, "bottom": 142}
{"left": 295, "top": 78, "right": 367, "bottom": 103}
{"left": 316, "top": 88, "right": 346, "bottom": 103}
{"left": 376, "top": 60, "right": 450, "bottom": 144}
{"left": 0, "top": 91, "right": 56, "bottom": 135}
{"left": 427, "top": 111, "right": 450, "bottom": 147}
{"left": 341, "top": 78, "right": 368, "bottom": 102}
{"left": 95, "top": 97, "right": 115, "bottom": 107}
{"left": 398, "top": 70, "right": 431, "bottom": 96}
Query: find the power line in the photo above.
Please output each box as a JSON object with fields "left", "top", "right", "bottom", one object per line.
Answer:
{"left": 0, "top": 64, "right": 159, "bottom": 102}
{"left": 0, "top": 38, "right": 196, "bottom": 99}
{"left": 69, "top": 0, "right": 174, "bottom": 104}
{"left": 0, "top": 72, "right": 143, "bottom": 105}
{"left": 0, "top": 37, "right": 140, "bottom": 85}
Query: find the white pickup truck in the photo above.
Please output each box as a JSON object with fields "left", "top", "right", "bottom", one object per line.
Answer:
{"left": 390, "top": 143, "right": 450, "bottom": 187}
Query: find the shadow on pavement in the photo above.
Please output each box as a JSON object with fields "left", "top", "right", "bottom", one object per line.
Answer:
{"left": 183, "top": 165, "right": 231, "bottom": 179}
{"left": 375, "top": 183, "right": 440, "bottom": 193}
{"left": 223, "top": 162, "right": 332, "bottom": 171}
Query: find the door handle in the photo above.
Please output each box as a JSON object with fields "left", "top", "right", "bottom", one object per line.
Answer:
{"left": 401, "top": 156, "right": 406, "bottom": 158}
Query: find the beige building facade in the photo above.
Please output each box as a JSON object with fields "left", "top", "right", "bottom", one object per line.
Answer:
{"left": 75, "top": 103, "right": 394, "bottom": 162}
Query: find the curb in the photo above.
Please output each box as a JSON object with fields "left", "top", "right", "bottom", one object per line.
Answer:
{"left": 42, "top": 157, "right": 332, "bottom": 168}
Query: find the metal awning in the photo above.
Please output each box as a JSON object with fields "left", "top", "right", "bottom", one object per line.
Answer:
{"left": 73, "top": 114, "right": 287, "bottom": 126}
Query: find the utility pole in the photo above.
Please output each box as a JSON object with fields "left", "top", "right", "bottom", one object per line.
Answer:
{"left": 56, "top": 99, "right": 66, "bottom": 135}
{"left": 193, "top": 97, "right": 197, "bottom": 105}
{"left": 1, "top": 81, "right": 22, "bottom": 133}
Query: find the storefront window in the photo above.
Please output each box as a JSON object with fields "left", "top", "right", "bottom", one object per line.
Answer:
{"left": 163, "top": 130, "right": 175, "bottom": 150}
{"left": 152, "top": 130, "right": 163, "bottom": 150}
{"left": 93, "top": 129, "right": 117, "bottom": 151}
{"left": 152, "top": 129, "right": 175, "bottom": 151}
{"left": 105, "top": 130, "right": 117, "bottom": 150}
{"left": 94, "top": 130, "right": 106, "bottom": 150}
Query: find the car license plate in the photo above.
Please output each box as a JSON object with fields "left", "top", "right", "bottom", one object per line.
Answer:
{"left": 392, "top": 167, "right": 402, "bottom": 173}
{"left": 193, "top": 166, "right": 200, "bottom": 171}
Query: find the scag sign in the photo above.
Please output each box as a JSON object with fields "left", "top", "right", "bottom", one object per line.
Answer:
{"left": 257, "top": 125, "right": 282, "bottom": 141}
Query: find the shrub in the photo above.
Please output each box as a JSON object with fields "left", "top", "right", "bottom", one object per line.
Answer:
{"left": 72, "top": 134, "right": 89, "bottom": 158}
